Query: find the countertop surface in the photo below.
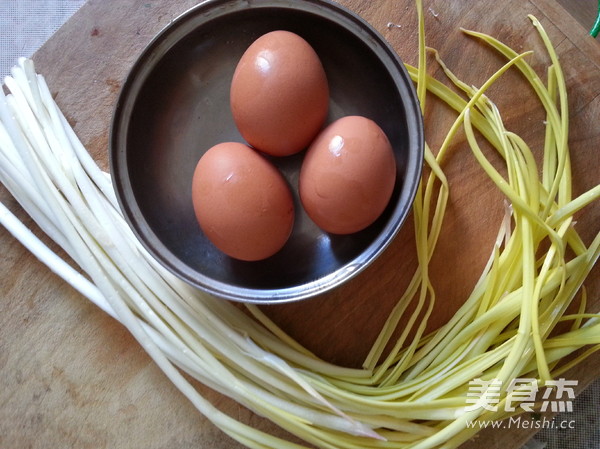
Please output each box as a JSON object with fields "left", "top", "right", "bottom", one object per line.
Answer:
{"left": 1, "top": 1, "right": 599, "bottom": 448}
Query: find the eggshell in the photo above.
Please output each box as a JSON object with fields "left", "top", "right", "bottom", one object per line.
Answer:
{"left": 299, "top": 116, "right": 396, "bottom": 235}
{"left": 230, "top": 30, "right": 329, "bottom": 157}
{"left": 191, "top": 142, "right": 294, "bottom": 261}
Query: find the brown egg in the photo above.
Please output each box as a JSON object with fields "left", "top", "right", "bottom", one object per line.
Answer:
{"left": 191, "top": 142, "right": 294, "bottom": 261}
{"left": 230, "top": 30, "right": 329, "bottom": 157}
{"left": 299, "top": 116, "right": 396, "bottom": 235}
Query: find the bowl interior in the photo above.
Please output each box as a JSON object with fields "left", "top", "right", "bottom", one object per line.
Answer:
{"left": 110, "top": 0, "right": 423, "bottom": 303}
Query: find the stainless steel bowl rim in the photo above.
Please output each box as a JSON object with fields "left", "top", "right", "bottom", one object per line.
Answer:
{"left": 110, "top": 0, "right": 424, "bottom": 303}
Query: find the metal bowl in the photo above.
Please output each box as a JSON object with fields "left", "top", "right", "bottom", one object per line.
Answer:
{"left": 110, "top": 0, "right": 424, "bottom": 303}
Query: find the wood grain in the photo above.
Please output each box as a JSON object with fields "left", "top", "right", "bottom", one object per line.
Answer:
{"left": 1, "top": 1, "right": 598, "bottom": 448}
{"left": 556, "top": 0, "right": 598, "bottom": 33}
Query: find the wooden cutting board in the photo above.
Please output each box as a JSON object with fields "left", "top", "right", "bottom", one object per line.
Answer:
{"left": 1, "top": 0, "right": 598, "bottom": 448}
